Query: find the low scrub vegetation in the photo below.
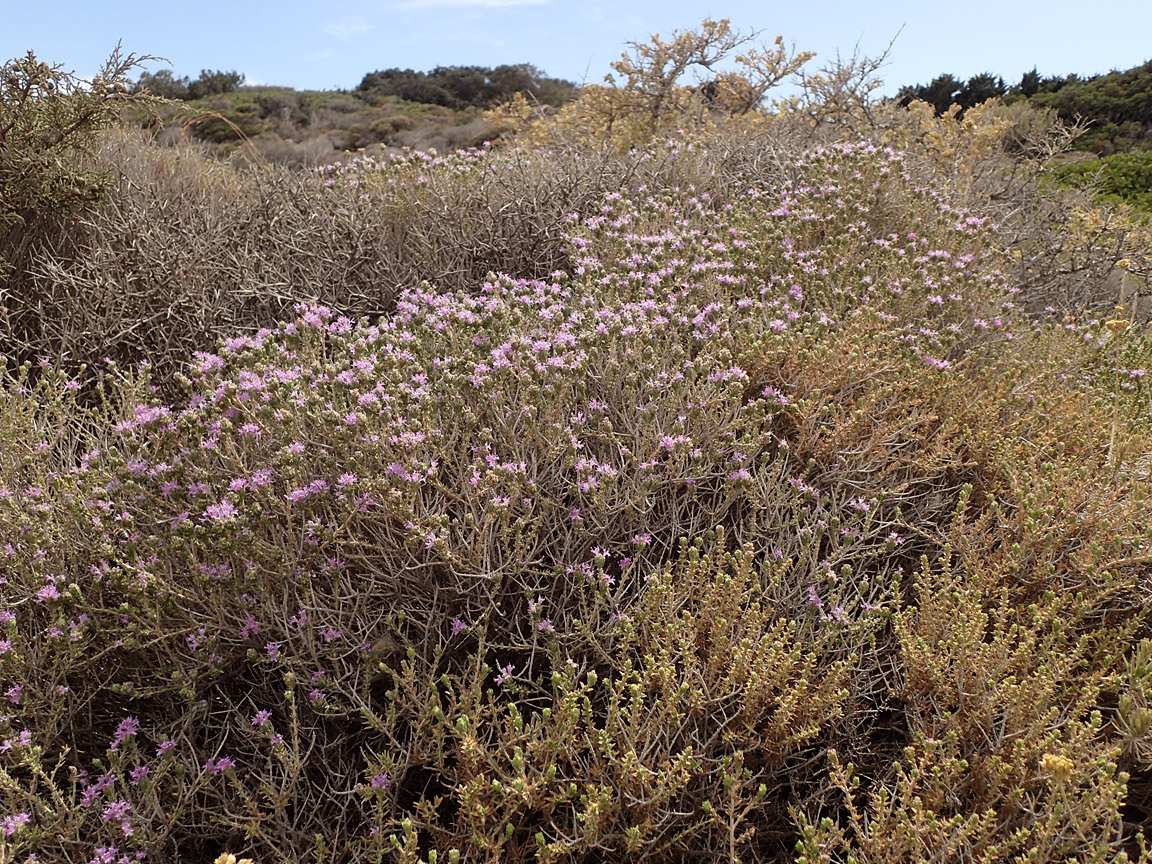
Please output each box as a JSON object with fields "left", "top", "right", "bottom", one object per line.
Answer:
{"left": 3, "top": 22, "right": 1152, "bottom": 864}
{"left": 896, "top": 58, "right": 1152, "bottom": 156}
{"left": 1052, "top": 150, "right": 1152, "bottom": 215}
{"left": 123, "top": 62, "right": 575, "bottom": 162}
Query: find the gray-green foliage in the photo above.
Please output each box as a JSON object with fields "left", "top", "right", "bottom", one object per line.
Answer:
{"left": 0, "top": 45, "right": 156, "bottom": 280}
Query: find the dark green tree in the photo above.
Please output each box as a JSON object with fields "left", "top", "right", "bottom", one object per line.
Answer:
{"left": 896, "top": 58, "right": 1152, "bottom": 151}
{"left": 1018, "top": 67, "right": 1040, "bottom": 97}
{"left": 358, "top": 68, "right": 456, "bottom": 106}
{"left": 1039, "top": 72, "right": 1077, "bottom": 94}
{"left": 959, "top": 72, "right": 1006, "bottom": 107}
{"left": 488, "top": 64, "right": 537, "bottom": 100}
{"left": 134, "top": 67, "right": 243, "bottom": 100}
{"left": 428, "top": 66, "right": 488, "bottom": 106}
{"left": 132, "top": 68, "right": 190, "bottom": 99}
{"left": 897, "top": 73, "right": 963, "bottom": 114}
{"left": 358, "top": 64, "right": 575, "bottom": 109}
{"left": 187, "top": 69, "right": 244, "bottom": 99}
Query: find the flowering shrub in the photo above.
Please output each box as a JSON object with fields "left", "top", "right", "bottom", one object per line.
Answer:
{"left": 9, "top": 122, "right": 807, "bottom": 397}
{"left": 2, "top": 113, "right": 1151, "bottom": 862}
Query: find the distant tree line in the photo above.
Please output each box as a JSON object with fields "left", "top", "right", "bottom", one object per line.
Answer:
{"left": 356, "top": 64, "right": 576, "bottom": 109}
{"left": 896, "top": 60, "right": 1152, "bottom": 153}
{"left": 896, "top": 72, "right": 1010, "bottom": 115}
{"left": 132, "top": 68, "right": 244, "bottom": 100}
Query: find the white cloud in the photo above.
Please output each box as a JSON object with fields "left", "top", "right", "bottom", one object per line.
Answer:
{"left": 578, "top": 4, "right": 605, "bottom": 24}
{"left": 323, "top": 18, "right": 373, "bottom": 39}
{"left": 394, "top": 0, "right": 550, "bottom": 8}
{"left": 405, "top": 29, "right": 508, "bottom": 46}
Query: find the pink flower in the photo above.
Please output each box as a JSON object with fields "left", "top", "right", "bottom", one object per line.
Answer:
{"left": 80, "top": 772, "right": 117, "bottom": 807}
{"left": 101, "top": 800, "right": 131, "bottom": 822}
{"left": 36, "top": 583, "right": 61, "bottom": 602}
{"left": 370, "top": 772, "right": 391, "bottom": 789}
{"left": 249, "top": 469, "right": 274, "bottom": 488}
{"left": 806, "top": 586, "right": 823, "bottom": 610}
{"left": 204, "top": 756, "right": 236, "bottom": 775}
{"left": 239, "top": 614, "right": 260, "bottom": 639}
{"left": 110, "top": 716, "right": 139, "bottom": 751}
{"left": 204, "top": 498, "right": 237, "bottom": 523}
{"left": 1, "top": 811, "right": 29, "bottom": 836}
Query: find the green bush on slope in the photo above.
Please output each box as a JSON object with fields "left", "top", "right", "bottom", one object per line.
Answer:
{"left": 1051, "top": 150, "right": 1152, "bottom": 215}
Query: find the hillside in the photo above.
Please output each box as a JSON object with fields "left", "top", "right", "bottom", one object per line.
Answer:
{"left": 130, "top": 64, "right": 576, "bottom": 165}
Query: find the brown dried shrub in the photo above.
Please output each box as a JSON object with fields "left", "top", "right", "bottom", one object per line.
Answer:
{"left": 3, "top": 124, "right": 802, "bottom": 396}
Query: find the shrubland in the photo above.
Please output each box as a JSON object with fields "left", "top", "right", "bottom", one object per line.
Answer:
{"left": 1051, "top": 150, "right": 1152, "bottom": 216}
{"left": 132, "top": 85, "right": 511, "bottom": 160}
{"left": 122, "top": 63, "right": 575, "bottom": 164}
{"left": 3, "top": 23, "right": 1152, "bottom": 864}
{"left": 896, "top": 59, "right": 1152, "bottom": 157}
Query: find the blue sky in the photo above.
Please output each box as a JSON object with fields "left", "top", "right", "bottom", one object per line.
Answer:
{"left": 4, "top": 0, "right": 1150, "bottom": 98}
